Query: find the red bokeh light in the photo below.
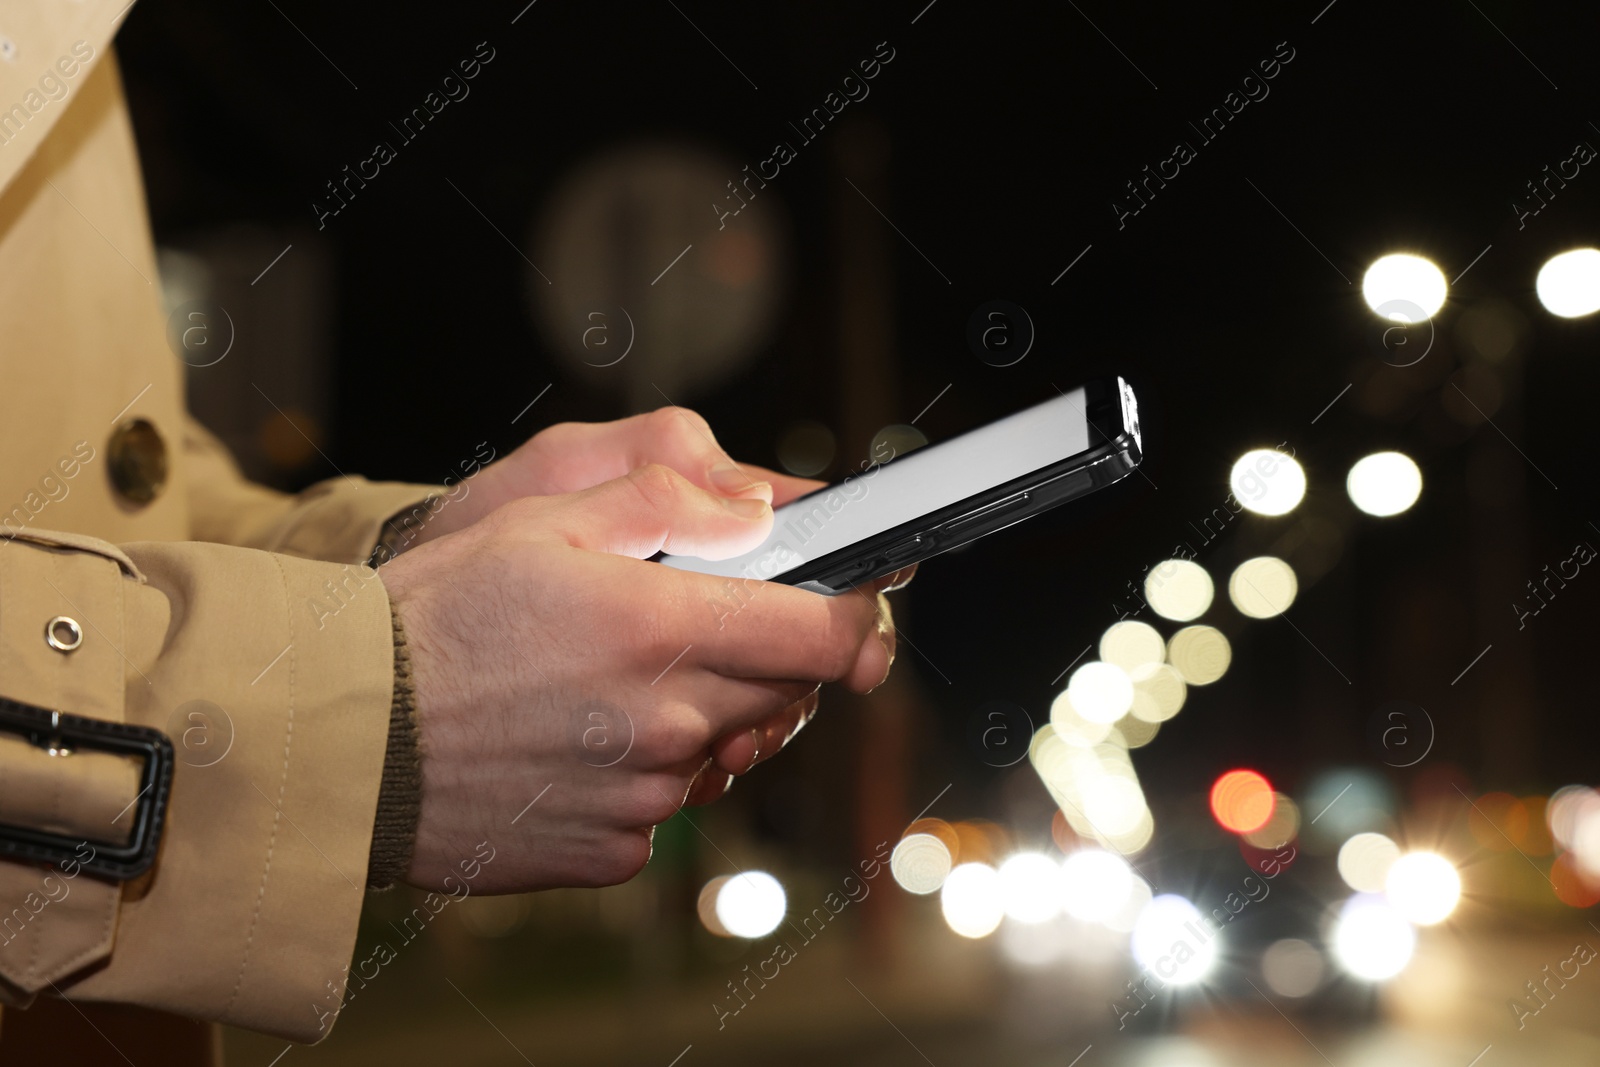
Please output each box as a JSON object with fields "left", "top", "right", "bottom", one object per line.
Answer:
{"left": 1551, "top": 852, "right": 1600, "bottom": 908}
{"left": 1210, "top": 769, "right": 1276, "bottom": 834}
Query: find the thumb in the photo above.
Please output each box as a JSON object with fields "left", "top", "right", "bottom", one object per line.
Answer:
{"left": 542, "top": 463, "right": 774, "bottom": 560}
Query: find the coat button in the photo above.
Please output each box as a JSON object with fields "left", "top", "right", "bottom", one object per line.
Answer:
{"left": 107, "top": 418, "right": 169, "bottom": 505}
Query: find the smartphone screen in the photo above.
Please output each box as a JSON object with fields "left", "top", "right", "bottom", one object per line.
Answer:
{"left": 658, "top": 386, "right": 1094, "bottom": 582}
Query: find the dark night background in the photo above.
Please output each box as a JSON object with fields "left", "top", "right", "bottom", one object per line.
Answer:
{"left": 104, "top": 1, "right": 1600, "bottom": 1059}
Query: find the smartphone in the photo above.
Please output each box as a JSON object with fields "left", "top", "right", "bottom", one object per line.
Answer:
{"left": 656, "top": 376, "right": 1144, "bottom": 595}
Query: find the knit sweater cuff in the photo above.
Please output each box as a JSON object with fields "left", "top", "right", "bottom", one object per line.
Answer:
{"left": 368, "top": 600, "right": 423, "bottom": 889}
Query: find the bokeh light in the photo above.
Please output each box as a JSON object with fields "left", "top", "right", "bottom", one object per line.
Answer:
{"left": 1230, "top": 449, "right": 1307, "bottom": 517}
{"left": 870, "top": 423, "right": 928, "bottom": 460}
{"left": 1059, "top": 848, "right": 1134, "bottom": 923}
{"left": 1262, "top": 938, "right": 1325, "bottom": 998}
{"left": 1566, "top": 804, "right": 1600, "bottom": 881}
{"left": 1551, "top": 852, "right": 1600, "bottom": 908}
{"left": 892, "top": 832, "right": 954, "bottom": 895}
{"left": 1346, "top": 451, "right": 1422, "bottom": 517}
{"left": 1083, "top": 774, "right": 1150, "bottom": 839}
{"left": 1304, "top": 769, "right": 1396, "bottom": 843}
{"left": 1068, "top": 661, "right": 1136, "bottom": 724}
{"left": 998, "top": 852, "right": 1064, "bottom": 925}
{"left": 1228, "top": 557, "right": 1299, "bottom": 619}
{"left": 1384, "top": 852, "right": 1461, "bottom": 925}
{"left": 698, "top": 876, "right": 733, "bottom": 937}
{"left": 714, "top": 871, "right": 787, "bottom": 939}
{"left": 1103, "top": 876, "right": 1153, "bottom": 934}
{"left": 1145, "top": 559, "right": 1215, "bottom": 621}
{"left": 1167, "top": 625, "right": 1231, "bottom": 685}
{"left": 950, "top": 820, "right": 1007, "bottom": 868}
{"left": 1548, "top": 785, "right": 1600, "bottom": 850}
{"left": 1210, "top": 770, "right": 1276, "bottom": 834}
{"left": 1337, "top": 832, "right": 1401, "bottom": 893}
{"left": 1243, "top": 793, "right": 1301, "bottom": 849}
{"left": 941, "top": 862, "right": 1004, "bottom": 939}
{"left": 1032, "top": 724, "right": 1155, "bottom": 856}
{"left": 1131, "top": 895, "right": 1218, "bottom": 985}
{"left": 776, "top": 420, "right": 835, "bottom": 476}
{"left": 1049, "top": 691, "right": 1114, "bottom": 748}
{"left": 456, "top": 894, "right": 533, "bottom": 939}
{"left": 1100, "top": 620, "right": 1166, "bottom": 673}
{"left": 1129, "top": 662, "right": 1188, "bottom": 723}
{"left": 1113, "top": 714, "right": 1161, "bottom": 749}
{"left": 1363, "top": 253, "right": 1447, "bottom": 321}
{"left": 1536, "top": 248, "right": 1600, "bottom": 318}
{"left": 1332, "top": 894, "right": 1415, "bottom": 981}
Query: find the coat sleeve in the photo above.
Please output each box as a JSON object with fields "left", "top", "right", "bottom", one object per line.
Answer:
{"left": 0, "top": 525, "right": 400, "bottom": 1043}
{"left": 183, "top": 417, "right": 442, "bottom": 566}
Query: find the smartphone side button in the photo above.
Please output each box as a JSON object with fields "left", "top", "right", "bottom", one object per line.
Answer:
{"left": 942, "top": 492, "right": 1031, "bottom": 536}
{"left": 883, "top": 535, "right": 928, "bottom": 563}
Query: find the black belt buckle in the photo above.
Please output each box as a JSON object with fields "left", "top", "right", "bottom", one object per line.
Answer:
{"left": 0, "top": 696, "right": 174, "bottom": 881}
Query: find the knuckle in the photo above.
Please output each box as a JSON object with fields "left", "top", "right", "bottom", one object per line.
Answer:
{"left": 533, "top": 420, "right": 585, "bottom": 452}
{"left": 625, "top": 781, "right": 689, "bottom": 828}
{"left": 636, "top": 704, "right": 712, "bottom": 765}
{"left": 629, "top": 461, "right": 686, "bottom": 502}
{"left": 588, "top": 831, "right": 653, "bottom": 887}
{"left": 486, "top": 494, "right": 548, "bottom": 539}
{"left": 649, "top": 405, "right": 710, "bottom": 441}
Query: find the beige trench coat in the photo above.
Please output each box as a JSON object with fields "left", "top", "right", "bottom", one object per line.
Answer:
{"left": 0, "top": 1, "right": 436, "bottom": 1060}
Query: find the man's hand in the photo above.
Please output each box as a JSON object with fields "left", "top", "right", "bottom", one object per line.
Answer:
{"left": 380, "top": 462, "right": 900, "bottom": 894}
{"left": 394, "top": 404, "right": 912, "bottom": 805}
{"left": 414, "top": 406, "right": 807, "bottom": 546}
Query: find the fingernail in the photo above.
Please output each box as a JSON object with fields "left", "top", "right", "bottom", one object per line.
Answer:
{"left": 723, "top": 496, "right": 771, "bottom": 520}
{"left": 710, "top": 461, "right": 763, "bottom": 496}
{"left": 745, "top": 728, "right": 762, "bottom": 773}
{"left": 877, "top": 595, "right": 896, "bottom": 666}
{"left": 868, "top": 630, "right": 893, "bottom": 692}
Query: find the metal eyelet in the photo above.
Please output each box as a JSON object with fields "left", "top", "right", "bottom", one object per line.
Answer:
{"left": 45, "top": 616, "right": 83, "bottom": 653}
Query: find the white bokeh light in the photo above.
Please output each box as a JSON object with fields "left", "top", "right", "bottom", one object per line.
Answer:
{"left": 1537, "top": 248, "right": 1600, "bottom": 318}
{"left": 714, "top": 872, "right": 787, "bottom": 939}
{"left": 891, "top": 833, "right": 953, "bottom": 895}
{"left": 1102, "top": 875, "right": 1153, "bottom": 934}
{"left": 1082, "top": 775, "right": 1149, "bottom": 838}
{"left": 1228, "top": 557, "right": 1298, "bottom": 620}
{"left": 1333, "top": 894, "right": 1415, "bottom": 980}
{"left": 998, "top": 852, "right": 1064, "bottom": 925}
{"left": 1363, "top": 253, "right": 1447, "bottom": 321}
{"left": 1145, "top": 559, "right": 1216, "bottom": 621}
{"left": 1068, "top": 661, "right": 1136, "bottom": 724}
{"left": 941, "top": 863, "right": 1005, "bottom": 939}
{"left": 1337, "top": 832, "right": 1400, "bottom": 893}
{"left": 1347, "top": 451, "right": 1422, "bottom": 517}
{"left": 1550, "top": 786, "right": 1600, "bottom": 855}
{"left": 1131, "top": 894, "right": 1218, "bottom": 986}
{"left": 1230, "top": 450, "right": 1306, "bottom": 517}
{"left": 1384, "top": 852, "right": 1461, "bottom": 925}
{"left": 1059, "top": 849, "right": 1134, "bottom": 923}
{"left": 1100, "top": 620, "right": 1166, "bottom": 673}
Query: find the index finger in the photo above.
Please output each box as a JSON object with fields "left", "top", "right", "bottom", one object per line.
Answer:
{"left": 674, "top": 568, "right": 883, "bottom": 686}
